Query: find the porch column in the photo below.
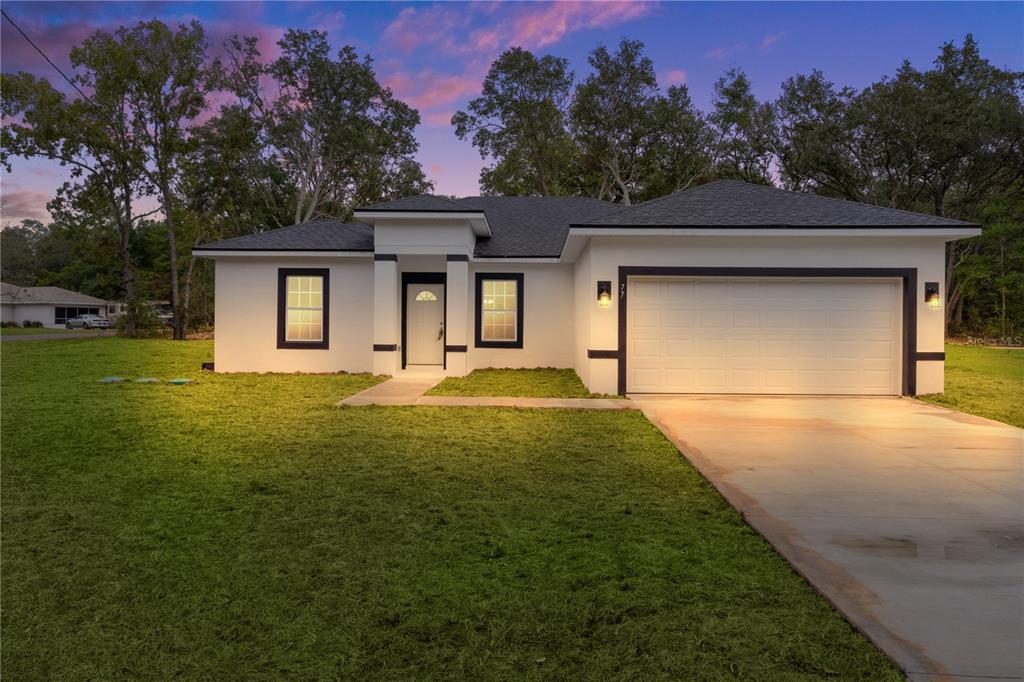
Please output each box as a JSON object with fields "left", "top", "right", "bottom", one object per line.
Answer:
{"left": 373, "top": 255, "right": 399, "bottom": 375}
{"left": 445, "top": 255, "right": 469, "bottom": 376}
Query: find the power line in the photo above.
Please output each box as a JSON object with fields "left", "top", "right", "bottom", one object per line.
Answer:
{"left": 1, "top": 8, "right": 94, "bottom": 104}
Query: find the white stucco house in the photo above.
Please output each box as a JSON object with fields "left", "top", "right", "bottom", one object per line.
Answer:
{"left": 0, "top": 283, "right": 115, "bottom": 328}
{"left": 194, "top": 180, "right": 980, "bottom": 396}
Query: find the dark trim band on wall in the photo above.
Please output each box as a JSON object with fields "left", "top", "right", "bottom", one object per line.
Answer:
{"left": 915, "top": 351, "right": 945, "bottom": 361}
{"left": 446, "top": 254, "right": 469, "bottom": 262}
{"left": 373, "top": 344, "right": 398, "bottom": 352}
{"left": 474, "top": 272, "right": 525, "bottom": 349}
{"left": 277, "top": 267, "right": 330, "bottom": 350}
{"left": 588, "top": 349, "right": 620, "bottom": 359}
{"left": 445, "top": 344, "right": 468, "bottom": 353}
{"left": 374, "top": 253, "right": 398, "bottom": 261}
{"left": 616, "top": 267, "right": 918, "bottom": 397}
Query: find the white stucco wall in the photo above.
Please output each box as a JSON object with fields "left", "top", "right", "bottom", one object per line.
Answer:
{"left": 2, "top": 303, "right": 60, "bottom": 328}
{"left": 466, "top": 262, "right": 575, "bottom": 370}
{"left": 213, "top": 256, "right": 374, "bottom": 373}
{"left": 576, "top": 235, "right": 949, "bottom": 395}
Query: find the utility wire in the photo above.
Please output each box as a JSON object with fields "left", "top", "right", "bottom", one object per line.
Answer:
{"left": 1, "top": 8, "right": 94, "bottom": 104}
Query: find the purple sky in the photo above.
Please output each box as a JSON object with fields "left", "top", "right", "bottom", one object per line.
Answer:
{"left": 2, "top": 1, "right": 1022, "bottom": 227}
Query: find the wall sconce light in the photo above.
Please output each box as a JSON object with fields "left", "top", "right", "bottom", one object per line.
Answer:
{"left": 925, "top": 282, "right": 942, "bottom": 309}
{"left": 597, "top": 280, "right": 612, "bottom": 308}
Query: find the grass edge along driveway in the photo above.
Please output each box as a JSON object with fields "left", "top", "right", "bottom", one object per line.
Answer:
{"left": 1, "top": 338, "right": 900, "bottom": 679}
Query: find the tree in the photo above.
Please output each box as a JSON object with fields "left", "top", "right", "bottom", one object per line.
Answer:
{"left": 1, "top": 69, "right": 150, "bottom": 335}
{"left": 571, "top": 39, "right": 661, "bottom": 205}
{"left": 0, "top": 220, "right": 45, "bottom": 284}
{"left": 709, "top": 68, "right": 775, "bottom": 184}
{"left": 643, "top": 84, "right": 714, "bottom": 199}
{"left": 453, "top": 47, "right": 576, "bottom": 196}
{"left": 223, "top": 30, "right": 432, "bottom": 224}
{"left": 773, "top": 36, "right": 1024, "bottom": 331}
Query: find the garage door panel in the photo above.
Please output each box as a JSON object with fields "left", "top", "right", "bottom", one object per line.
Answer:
{"left": 627, "top": 278, "right": 901, "bottom": 395}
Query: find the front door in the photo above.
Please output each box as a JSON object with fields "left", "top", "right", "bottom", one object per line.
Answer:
{"left": 406, "top": 283, "right": 444, "bottom": 365}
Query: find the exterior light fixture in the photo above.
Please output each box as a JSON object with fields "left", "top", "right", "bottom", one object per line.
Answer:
{"left": 925, "top": 282, "right": 942, "bottom": 310}
{"left": 597, "top": 281, "right": 612, "bottom": 308}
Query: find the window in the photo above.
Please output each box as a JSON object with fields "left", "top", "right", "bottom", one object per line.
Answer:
{"left": 414, "top": 290, "right": 438, "bottom": 302}
{"left": 277, "top": 268, "right": 329, "bottom": 349}
{"left": 475, "top": 273, "right": 524, "bottom": 348}
{"left": 55, "top": 307, "right": 100, "bottom": 325}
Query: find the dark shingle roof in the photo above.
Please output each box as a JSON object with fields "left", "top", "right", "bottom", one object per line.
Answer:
{"left": 197, "top": 219, "right": 374, "bottom": 252}
{"left": 360, "top": 195, "right": 472, "bottom": 212}
{"left": 0, "top": 283, "right": 110, "bottom": 305}
{"left": 576, "top": 180, "right": 978, "bottom": 228}
{"left": 457, "top": 196, "right": 615, "bottom": 258}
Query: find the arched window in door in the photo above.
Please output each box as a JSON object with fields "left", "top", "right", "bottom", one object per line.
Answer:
{"left": 415, "top": 290, "right": 438, "bottom": 302}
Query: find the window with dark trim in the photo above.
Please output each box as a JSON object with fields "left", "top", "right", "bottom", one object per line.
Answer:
{"left": 475, "top": 272, "right": 524, "bottom": 349}
{"left": 55, "top": 307, "right": 100, "bottom": 325}
{"left": 277, "top": 268, "right": 329, "bottom": 349}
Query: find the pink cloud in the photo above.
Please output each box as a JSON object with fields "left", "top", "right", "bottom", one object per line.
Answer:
{"left": 383, "top": 71, "right": 480, "bottom": 110}
{"left": 424, "top": 111, "right": 455, "bottom": 127}
{"left": 509, "top": 1, "right": 654, "bottom": 49}
{"left": 663, "top": 69, "right": 687, "bottom": 85}
{"left": 0, "top": 189, "right": 51, "bottom": 225}
{"left": 381, "top": 1, "right": 655, "bottom": 55}
{"left": 762, "top": 32, "right": 786, "bottom": 49}
{"left": 705, "top": 42, "right": 743, "bottom": 60}
{"left": 429, "top": 163, "right": 445, "bottom": 176}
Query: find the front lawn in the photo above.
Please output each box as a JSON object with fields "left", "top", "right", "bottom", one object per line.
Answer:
{"left": 919, "top": 344, "right": 1024, "bottom": 428}
{"left": 427, "top": 367, "right": 616, "bottom": 398}
{"left": 1, "top": 338, "right": 899, "bottom": 679}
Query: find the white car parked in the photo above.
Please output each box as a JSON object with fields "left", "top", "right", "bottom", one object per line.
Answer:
{"left": 66, "top": 314, "right": 111, "bottom": 329}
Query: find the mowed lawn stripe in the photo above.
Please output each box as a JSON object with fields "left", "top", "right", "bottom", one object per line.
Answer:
{"left": 1, "top": 338, "right": 900, "bottom": 680}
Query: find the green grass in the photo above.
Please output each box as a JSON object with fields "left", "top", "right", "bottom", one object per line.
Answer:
{"left": 427, "top": 367, "right": 618, "bottom": 398}
{"left": 0, "top": 326, "right": 85, "bottom": 335}
{"left": 918, "top": 344, "right": 1024, "bottom": 428}
{"left": 1, "top": 338, "right": 900, "bottom": 680}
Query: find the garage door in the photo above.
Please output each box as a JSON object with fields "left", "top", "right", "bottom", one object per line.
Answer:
{"left": 627, "top": 278, "right": 901, "bottom": 395}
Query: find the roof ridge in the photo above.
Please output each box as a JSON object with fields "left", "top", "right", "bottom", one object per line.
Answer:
{"left": 725, "top": 180, "right": 975, "bottom": 226}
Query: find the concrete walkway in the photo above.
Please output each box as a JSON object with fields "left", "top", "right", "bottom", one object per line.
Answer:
{"left": 338, "top": 376, "right": 637, "bottom": 410}
{"left": 0, "top": 330, "right": 115, "bottom": 342}
{"left": 633, "top": 395, "right": 1024, "bottom": 681}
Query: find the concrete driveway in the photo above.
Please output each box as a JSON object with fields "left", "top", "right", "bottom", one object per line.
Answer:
{"left": 634, "top": 395, "right": 1023, "bottom": 681}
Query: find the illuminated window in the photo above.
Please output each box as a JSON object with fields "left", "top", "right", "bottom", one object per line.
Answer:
{"left": 476, "top": 273, "right": 523, "bottom": 348}
{"left": 415, "top": 290, "right": 438, "bottom": 302}
{"left": 277, "top": 269, "right": 329, "bottom": 349}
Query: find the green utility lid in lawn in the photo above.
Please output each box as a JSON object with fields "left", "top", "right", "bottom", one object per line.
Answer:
{"left": 97, "top": 376, "right": 125, "bottom": 383}
{"left": 167, "top": 378, "right": 190, "bottom": 385}
{"left": 135, "top": 378, "right": 160, "bottom": 383}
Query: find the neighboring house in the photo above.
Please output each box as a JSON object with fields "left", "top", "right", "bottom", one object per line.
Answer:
{"left": 0, "top": 283, "right": 115, "bottom": 328}
{"left": 194, "top": 180, "right": 980, "bottom": 396}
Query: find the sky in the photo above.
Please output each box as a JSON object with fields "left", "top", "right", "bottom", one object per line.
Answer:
{"left": 1, "top": 0, "right": 1022, "bottom": 227}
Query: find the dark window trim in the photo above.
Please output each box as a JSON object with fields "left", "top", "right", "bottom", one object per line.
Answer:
{"left": 401, "top": 272, "right": 447, "bottom": 370}
{"left": 616, "top": 267, "right": 918, "bottom": 396}
{"left": 474, "top": 272, "right": 524, "bottom": 349}
{"left": 277, "top": 268, "right": 330, "bottom": 350}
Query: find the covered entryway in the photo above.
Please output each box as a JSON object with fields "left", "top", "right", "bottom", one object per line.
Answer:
{"left": 626, "top": 277, "right": 902, "bottom": 395}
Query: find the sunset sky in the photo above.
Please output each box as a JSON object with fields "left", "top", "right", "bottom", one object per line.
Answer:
{"left": 1, "top": 1, "right": 1021, "bottom": 226}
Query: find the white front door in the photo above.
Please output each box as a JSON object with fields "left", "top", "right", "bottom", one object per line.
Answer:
{"left": 626, "top": 277, "right": 902, "bottom": 395}
{"left": 407, "top": 283, "right": 444, "bottom": 365}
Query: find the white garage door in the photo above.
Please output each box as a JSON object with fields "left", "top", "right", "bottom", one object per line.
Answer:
{"left": 627, "top": 278, "right": 902, "bottom": 395}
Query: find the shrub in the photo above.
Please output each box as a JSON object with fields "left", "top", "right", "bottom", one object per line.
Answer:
{"left": 21, "top": 320, "right": 43, "bottom": 328}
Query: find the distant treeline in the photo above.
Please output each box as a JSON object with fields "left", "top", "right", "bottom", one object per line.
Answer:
{"left": 1, "top": 24, "right": 1020, "bottom": 336}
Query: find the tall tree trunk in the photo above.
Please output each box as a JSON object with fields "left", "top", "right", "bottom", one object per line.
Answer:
{"left": 160, "top": 181, "right": 185, "bottom": 340}
{"left": 110, "top": 181, "right": 137, "bottom": 337}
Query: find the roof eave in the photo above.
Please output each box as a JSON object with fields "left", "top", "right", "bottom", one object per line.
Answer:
{"left": 352, "top": 210, "right": 492, "bottom": 237}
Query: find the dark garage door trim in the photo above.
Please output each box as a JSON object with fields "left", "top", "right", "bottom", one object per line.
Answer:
{"left": 616, "top": 267, "right": 918, "bottom": 396}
